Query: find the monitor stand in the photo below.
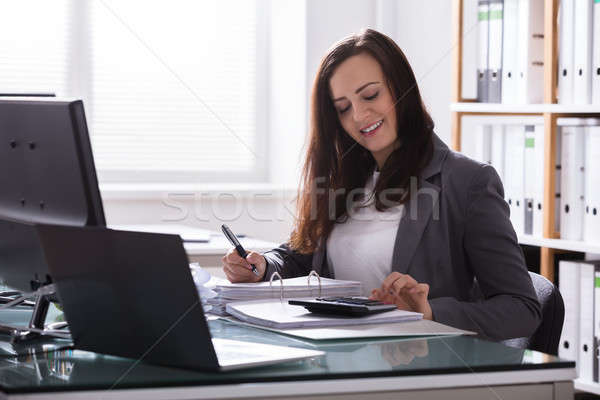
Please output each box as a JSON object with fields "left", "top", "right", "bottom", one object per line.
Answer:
{"left": 0, "top": 285, "right": 70, "bottom": 342}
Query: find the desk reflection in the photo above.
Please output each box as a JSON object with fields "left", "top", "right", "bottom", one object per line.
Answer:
{"left": 380, "top": 339, "right": 429, "bottom": 367}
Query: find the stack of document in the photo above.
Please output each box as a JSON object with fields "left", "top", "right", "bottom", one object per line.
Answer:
{"left": 226, "top": 299, "right": 422, "bottom": 329}
{"left": 206, "top": 276, "right": 363, "bottom": 315}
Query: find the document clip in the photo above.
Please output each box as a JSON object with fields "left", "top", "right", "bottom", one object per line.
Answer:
{"left": 269, "top": 270, "right": 322, "bottom": 303}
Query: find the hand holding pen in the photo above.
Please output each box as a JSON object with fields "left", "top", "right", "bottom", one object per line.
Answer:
{"left": 221, "top": 224, "right": 266, "bottom": 283}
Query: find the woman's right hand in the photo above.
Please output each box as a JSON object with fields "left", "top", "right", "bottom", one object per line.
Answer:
{"left": 222, "top": 248, "right": 267, "bottom": 282}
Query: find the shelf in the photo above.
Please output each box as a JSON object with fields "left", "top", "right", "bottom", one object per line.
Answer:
{"left": 518, "top": 235, "right": 600, "bottom": 254}
{"left": 451, "top": 102, "right": 600, "bottom": 115}
{"left": 575, "top": 379, "right": 600, "bottom": 396}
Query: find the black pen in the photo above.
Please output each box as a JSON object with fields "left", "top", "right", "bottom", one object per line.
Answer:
{"left": 221, "top": 224, "right": 260, "bottom": 276}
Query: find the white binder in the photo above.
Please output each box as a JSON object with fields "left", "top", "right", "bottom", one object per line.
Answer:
{"left": 524, "top": 126, "right": 536, "bottom": 235}
{"left": 579, "top": 261, "right": 599, "bottom": 383}
{"left": 532, "top": 124, "right": 545, "bottom": 237}
{"left": 559, "top": 261, "right": 581, "bottom": 373}
{"left": 559, "top": 260, "right": 580, "bottom": 376}
{"left": 516, "top": 0, "right": 544, "bottom": 104}
{"left": 490, "top": 124, "right": 506, "bottom": 183}
{"left": 592, "top": 0, "right": 600, "bottom": 104}
{"left": 555, "top": 130, "right": 562, "bottom": 233}
{"left": 558, "top": 0, "right": 575, "bottom": 104}
{"left": 477, "top": 0, "right": 490, "bottom": 102}
{"left": 573, "top": 0, "right": 594, "bottom": 104}
{"left": 559, "top": 118, "right": 586, "bottom": 241}
{"left": 595, "top": 269, "right": 600, "bottom": 382}
{"left": 584, "top": 121, "right": 600, "bottom": 244}
{"left": 504, "top": 125, "right": 525, "bottom": 234}
{"left": 488, "top": 0, "right": 504, "bottom": 102}
{"left": 502, "top": 0, "right": 519, "bottom": 104}
{"left": 474, "top": 124, "right": 492, "bottom": 164}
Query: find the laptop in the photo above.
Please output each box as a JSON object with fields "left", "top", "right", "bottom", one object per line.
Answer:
{"left": 36, "top": 225, "right": 323, "bottom": 371}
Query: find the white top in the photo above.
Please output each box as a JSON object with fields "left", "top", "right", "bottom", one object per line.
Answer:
{"left": 326, "top": 170, "right": 404, "bottom": 295}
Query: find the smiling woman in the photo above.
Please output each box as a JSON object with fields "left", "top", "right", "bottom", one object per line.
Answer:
{"left": 221, "top": 29, "right": 542, "bottom": 343}
{"left": 329, "top": 54, "right": 399, "bottom": 169}
{"left": 293, "top": 29, "right": 434, "bottom": 255}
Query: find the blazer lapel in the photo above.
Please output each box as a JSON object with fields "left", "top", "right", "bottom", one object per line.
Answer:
{"left": 391, "top": 133, "right": 448, "bottom": 274}
{"left": 312, "top": 245, "right": 326, "bottom": 276}
{"left": 391, "top": 179, "right": 440, "bottom": 274}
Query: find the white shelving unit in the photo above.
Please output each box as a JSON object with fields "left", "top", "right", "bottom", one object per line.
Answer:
{"left": 451, "top": 0, "right": 600, "bottom": 395}
{"left": 575, "top": 379, "right": 600, "bottom": 396}
{"left": 451, "top": 102, "right": 600, "bottom": 114}
{"left": 451, "top": 0, "right": 600, "bottom": 282}
{"left": 518, "top": 235, "right": 600, "bottom": 255}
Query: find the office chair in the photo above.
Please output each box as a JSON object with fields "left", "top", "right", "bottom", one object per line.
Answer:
{"left": 501, "top": 272, "right": 565, "bottom": 356}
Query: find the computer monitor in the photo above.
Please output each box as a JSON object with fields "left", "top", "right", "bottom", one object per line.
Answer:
{"left": 0, "top": 99, "right": 105, "bottom": 229}
{"left": 0, "top": 99, "right": 104, "bottom": 292}
{"left": 0, "top": 98, "right": 105, "bottom": 340}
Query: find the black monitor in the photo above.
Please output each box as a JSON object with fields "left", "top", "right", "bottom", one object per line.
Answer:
{"left": 0, "top": 99, "right": 104, "bottom": 295}
{"left": 0, "top": 99, "right": 105, "bottom": 228}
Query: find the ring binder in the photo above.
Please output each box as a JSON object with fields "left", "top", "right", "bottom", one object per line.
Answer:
{"left": 269, "top": 271, "right": 284, "bottom": 302}
{"left": 308, "top": 270, "right": 322, "bottom": 297}
{"left": 269, "top": 270, "right": 323, "bottom": 301}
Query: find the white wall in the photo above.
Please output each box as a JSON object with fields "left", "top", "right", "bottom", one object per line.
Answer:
{"left": 387, "top": 0, "right": 453, "bottom": 144}
{"left": 305, "top": 0, "right": 376, "bottom": 116}
{"left": 268, "top": 0, "right": 307, "bottom": 189}
{"left": 103, "top": 0, "right": 455, "bottom": 245}
{"left": 103, "top": 192, "right": 296, "bottom": 243}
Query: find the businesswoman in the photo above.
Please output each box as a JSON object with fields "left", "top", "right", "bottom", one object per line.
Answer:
{"left": 222, "top": 29, "right": 541, "bottom": 341}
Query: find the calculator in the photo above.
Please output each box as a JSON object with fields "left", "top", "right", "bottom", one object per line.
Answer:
{"left": 288, "top": 297, "right": 397, "bottom": 316}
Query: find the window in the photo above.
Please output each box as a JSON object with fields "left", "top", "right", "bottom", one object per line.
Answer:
{"left": 0, "top": 1, "right": 70, "bottom": 96}
{"left": 0, "top": 0, "right": 267, "bottom": 184}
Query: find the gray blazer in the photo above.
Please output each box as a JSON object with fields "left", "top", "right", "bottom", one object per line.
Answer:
{"left": 263, "top": 134, "right": 542, "bottom": 341}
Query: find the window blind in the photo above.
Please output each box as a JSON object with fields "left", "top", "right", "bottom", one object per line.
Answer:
{"left": 0, "top": 1, "right": 70, "bottom": 96}
{"left": 90, "top": 0, "right": 263, "bottom": 183}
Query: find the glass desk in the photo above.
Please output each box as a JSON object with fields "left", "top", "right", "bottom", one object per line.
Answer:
{"left": 0, "top": 310, "right": 576, "bottom": 399}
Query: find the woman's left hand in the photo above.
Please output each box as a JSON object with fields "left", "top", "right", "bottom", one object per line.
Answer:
{"left": 370, "top": 272, "right": 433, "bottom": 320}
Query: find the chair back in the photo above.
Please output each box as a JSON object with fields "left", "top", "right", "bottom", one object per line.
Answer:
{"left": 501, "top": 272, "right": 564, "bottom": 355}
{"left": 471, "top": 272, "right": 565, "bottom": 355}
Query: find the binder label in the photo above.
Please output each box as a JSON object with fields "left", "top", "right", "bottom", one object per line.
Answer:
{"left": 488, "top": 10, "right": 503, "bottom": 19}
{"left": 525, "top": 137, "right": 535, "bottom": 148}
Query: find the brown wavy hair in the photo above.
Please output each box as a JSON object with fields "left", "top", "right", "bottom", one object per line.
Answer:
{"left": 289, "top": 29, "right": 434, "bottom": 254}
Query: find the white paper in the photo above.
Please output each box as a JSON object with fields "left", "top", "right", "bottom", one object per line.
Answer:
{"left": 226, "top": 299, "right": 422, "bottom": 329}
{"left": 223, "top": 317, "right": 475, "bottom": 341}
